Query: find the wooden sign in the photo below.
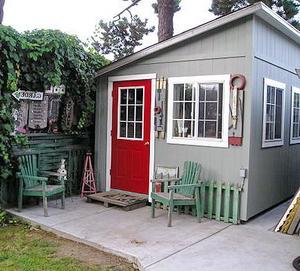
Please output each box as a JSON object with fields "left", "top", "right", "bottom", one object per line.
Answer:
{"left": 12, "top": 90, "right": 44, "bottom": 101}
{"left": 14, "top": 102, "right": 29, "bottom": 130}
{"left": 28, "top": 96, "right": 49, "bottom": 129}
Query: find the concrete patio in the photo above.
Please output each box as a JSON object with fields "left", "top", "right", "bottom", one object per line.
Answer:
{"left": 8, "top": 197, "right": 300, "bottom": 271}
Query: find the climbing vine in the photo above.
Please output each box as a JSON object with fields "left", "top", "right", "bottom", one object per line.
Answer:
{"left": 0, "top": 26, "right": 109, "bottom": 180}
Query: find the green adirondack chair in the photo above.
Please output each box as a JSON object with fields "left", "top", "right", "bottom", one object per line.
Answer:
{"left": 151, "top": 161, "right": 201, "bottom": 227}
{"left": 17, "top": 154, "right": 65, "bottom": 217}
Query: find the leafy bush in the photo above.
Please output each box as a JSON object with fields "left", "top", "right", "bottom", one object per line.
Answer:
{"left": 0, "top": 26, "right": 109, "bottom": 180}
{"left": 0, "top": 210, "right": 17, "bottom": 227}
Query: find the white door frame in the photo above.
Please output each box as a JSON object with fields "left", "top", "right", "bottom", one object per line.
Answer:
{"left": 106, "top": 74, "right": 156, "bottom": 197}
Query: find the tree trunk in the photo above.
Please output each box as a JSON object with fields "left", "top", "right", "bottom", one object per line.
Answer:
{"left": 157, "top": 0, "right": 174, "bottom": 42}
{"left": 0, "top": 0, "right": 5, "bottom": 24}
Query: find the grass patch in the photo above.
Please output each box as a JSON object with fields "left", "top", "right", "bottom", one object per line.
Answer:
{"left": 0, "top": 224, "right": 136, "bottom": 271}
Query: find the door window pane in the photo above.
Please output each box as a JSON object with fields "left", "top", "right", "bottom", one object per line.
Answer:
{"left": 118, "top": 87, "right": 144, "bottom": 140}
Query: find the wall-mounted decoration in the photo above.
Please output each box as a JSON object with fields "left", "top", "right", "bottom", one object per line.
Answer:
{"left": 61, "top": 97, "right": 74, "bottom": 131}
{"left": 28, "top": 96, "right": 49, "bottom": 129}
{"left": 14, "top": 102, "right": 29, "bottom": 133}
{"left": 45, "top": 85, "right": 66, "bottom": 95}
{"left": 155, "top": 77, "right": 167, "bottom": 139}
{"left": 12, "top": 89, "right": 44, "bottom": 101}
{"left": 228, "top": 74, "right": 246, "bottom": 146}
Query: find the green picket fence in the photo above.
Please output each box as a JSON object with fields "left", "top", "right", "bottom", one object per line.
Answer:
{"left": 197, "top": 181, "right": 241, "bottom": 224}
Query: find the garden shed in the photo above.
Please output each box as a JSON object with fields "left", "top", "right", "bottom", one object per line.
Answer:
{"left": 94, "top": 2, "right": 300, "bottom": 221}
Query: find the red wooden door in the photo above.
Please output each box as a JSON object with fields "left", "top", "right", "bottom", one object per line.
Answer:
{"left": 111, "top": 80, "right": 151, "bottom": 194}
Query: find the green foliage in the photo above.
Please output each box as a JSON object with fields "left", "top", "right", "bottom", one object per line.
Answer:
{"left": 91, "top": 16, "right": 155, "bottom": 60}
{"left": 0, "top": 26, "right": 109, "bottom": 181}
{"left": 209, "top": 0, "right": 300, "bottom": 29}
{"left": 0, "top": 210, "right": 17, "bottom": 227}
{"left": 152, "top": 0, "right": 182, "bottom": 14}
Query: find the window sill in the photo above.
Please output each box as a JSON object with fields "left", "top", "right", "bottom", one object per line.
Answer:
{"left": 290, "top": 138, "right": 300, "bottom": 145}
{"left": 262, "top": 139, "right": 284, "bottom": 148}
{"left": 167, "top": 137, "right": 229, "bottom": 148}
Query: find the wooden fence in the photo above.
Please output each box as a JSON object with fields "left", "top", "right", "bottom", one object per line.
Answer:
{"left": 197, "top": 181, "right": 241, "bottom": 224}
{"left": 0, "top": 133, "right": 91, "bottom": 207}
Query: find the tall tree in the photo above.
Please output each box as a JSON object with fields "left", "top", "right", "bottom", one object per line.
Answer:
{"left": 0, "top": 0, "right": 5, "bottom": 24}
{"left": 91, "top": 0, "right": 181, "bottom": 60}
{"left": 209, "top": 0, "right": 300, "bottom": 29}
{"left": 152, "top": 0, "right": 181, "bottom": 42}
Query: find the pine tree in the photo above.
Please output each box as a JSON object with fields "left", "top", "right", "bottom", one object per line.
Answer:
{"left": 91, "top": 0, "right": 181, "bottom": 60}
{"left": 209, "top": 0, "right": 300, "bottom": 29}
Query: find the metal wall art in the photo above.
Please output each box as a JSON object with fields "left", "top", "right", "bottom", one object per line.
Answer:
{"left": 155, "top": 77, "right": 167, "bottom": 139}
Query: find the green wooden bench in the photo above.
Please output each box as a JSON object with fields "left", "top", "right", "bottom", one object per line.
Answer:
{"left": 151, "top": 161, "right": 202, "bottom": 227}
{"left": 17, "top": 154, "right": 65, "bottom": 217}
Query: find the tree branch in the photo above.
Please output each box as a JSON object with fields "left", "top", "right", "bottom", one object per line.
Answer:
{"left": 113, "top": 0, "right": 141, "bottom": 19}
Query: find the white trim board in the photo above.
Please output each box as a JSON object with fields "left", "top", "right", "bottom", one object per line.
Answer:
{"left": 106, "top": 74, "right": 156, "bottom": 198}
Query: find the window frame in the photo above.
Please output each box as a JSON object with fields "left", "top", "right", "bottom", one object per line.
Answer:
{"left": 167, "top": 75, "right": 230, "bottom": 148}
{"left": 290, "top": 86, "right": 300, "bottom": 145}
{"left": 262, "top": 78, "right": 285, "bottom": 148}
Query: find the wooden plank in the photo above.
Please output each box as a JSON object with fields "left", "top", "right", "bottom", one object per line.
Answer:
{"left": 200, "top": 182, "right": 205, "bottom": 217}
{"left": 287, "top": 203, "right": 300, "bottom": 235}
{"left": 224, "top": 182, "right": 231, "bottom": 223}
{"left": 232, "top": 185, "right": 240, "bottom": 224}
{"left": 207, "top": 181, "right": 214, "bottom": 219}
{"left": 215, "top": 182, "right": 222, "bottom": 221}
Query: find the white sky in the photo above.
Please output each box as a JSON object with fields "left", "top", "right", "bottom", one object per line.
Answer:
{"left": 3, "top": 0, "right": 215, "bottom": 49}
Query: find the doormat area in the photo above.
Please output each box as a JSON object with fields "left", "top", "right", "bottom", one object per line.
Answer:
{"left": 87, "top": 191, "right": 148, "bottom": 211}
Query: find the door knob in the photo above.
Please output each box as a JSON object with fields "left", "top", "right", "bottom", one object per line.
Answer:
{"left": 144, "top": 141, "right": 150, "bottom": 145}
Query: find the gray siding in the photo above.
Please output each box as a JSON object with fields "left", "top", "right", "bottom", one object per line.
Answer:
{"left": 95, "top": 17, "right": 254, "bottom": 221}
{"left": 248, "top": 16, "right": 300, "bottom": 218}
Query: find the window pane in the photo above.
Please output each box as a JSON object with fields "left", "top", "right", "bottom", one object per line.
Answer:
{"left": 173, "top": 102, "right": 183, "bottom": 119}
{"left": 267, "top": 86, "right": 275, "bottom": 104}
{"left": 174, "top": 84, "right": 184, "bottom": 101}
{"left": 206, "top": 85, "right": 218, "bottom": 101}
{"left": 293, "top": 124, "right": 298, "bottom": 138}
{"left": 136, "top": 88, "right": 143, "bottom": 104}
{"left": 266, "top": 104, "right": 274, "bottom": 122}
{"left": 184, "top": 102, "right": 194, "bottom": 119}
{"left": 184, "top": 121, "right": 194, "bottom": 137}
{"left": 136, "top": 106, "right": 142, "bottom": 121}
{"left": 198, "top": 121, "right": 204, "bottom": 137}
{"left": 265, "top": 123, "right": 274, "bottom": 140}
{"left": 185, "top": 84, "right": 193, "bottom": 101}
{"left": 199, "top": 87, "right": 205, "bottom": 101}
{"left": 275, "top": 106, "right": 282, "bottom": 139}
{"left": 120, "top": 106, "right": 127, "bottom": 121}
{"left": 276, "top": 89, "right": 282, "bottom": 105}
{"left": 173, "top": 120, "right": 184, "bottom": 137}
{"left": 199, "top": 102, "right": 204, "bottom": 119}
{"left": 128, "top": 106, "right": 134, "bottom": 121}
{"left": 120, "top": 122, "right": 126, "bottom": 137}
{"left": 127, "top": 122, "right": 134, "bottom": 138}
{"left": 294, "top": 108, "right": 299, "bottom": 123}
{"left": 128, "top": 89, "right": 135, "bottom": 104}
{"left": 206, "top": 102, "right": 217, "bottom": 120}
{"left": 135, "top": 123, "right": 142, "bottom": 138}
{"left": 205, "top": 121, "right": 217, "bottom": 138}
{"left": 120, "top": 89, "right": 127, "bottom": 104}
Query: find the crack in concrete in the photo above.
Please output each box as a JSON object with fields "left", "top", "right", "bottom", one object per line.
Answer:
{"left": 144, "top": 224, "right": 233, "bottom": 270}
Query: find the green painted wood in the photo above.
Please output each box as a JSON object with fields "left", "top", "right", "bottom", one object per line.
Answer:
{"left": 232, "top": 185, "right": 240, "bottom": 224}
{"left": 215, "top": 181, "right": 222, "bottom": 221}
{"left": 200, "top": 181, "right": 206, "bottom": 217}
{"left": 224, "top": 182, "right": 231, "bottom": 223}
{"left": 207, "top": 181, "right": 214, "bottom": 219}
{"left": 151, "top": 161, "right": 201, "bottom": 226}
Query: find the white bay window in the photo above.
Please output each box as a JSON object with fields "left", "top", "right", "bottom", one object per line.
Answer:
{"left": 167, "top": 75, "right": 230, "bottom": 147}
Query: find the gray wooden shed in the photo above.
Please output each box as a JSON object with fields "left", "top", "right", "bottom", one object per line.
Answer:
{"left": 94, "top": 2, "right": 300, "bottom": 221}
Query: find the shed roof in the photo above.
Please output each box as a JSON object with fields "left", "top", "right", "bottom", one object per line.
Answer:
{"left": 96, "top": 2, "right": 300, "bottom": 77}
